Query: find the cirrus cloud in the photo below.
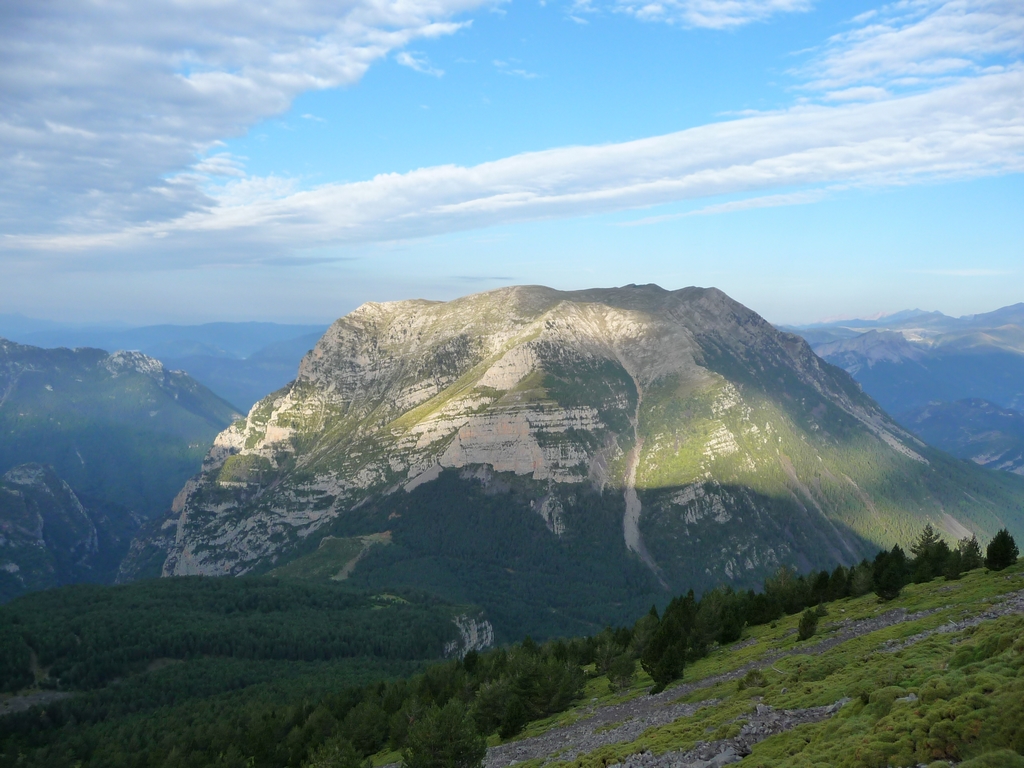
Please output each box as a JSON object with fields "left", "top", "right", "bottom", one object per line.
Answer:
{"left": 2, "top": 0, "right": 1022, "bottom": 269}
{"left": 11, "top": 66, "right": 1023, "bottom": 265}
{"left": 0, "top": 0, "right": 490, "bottom": 236}
{"left": 615, "top": 0, "right": 813, "bottom": 29}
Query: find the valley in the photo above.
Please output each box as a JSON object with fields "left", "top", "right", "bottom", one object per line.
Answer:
{"left": 2, "top": 284, "right": 1024, "bottom": 768}
{"left": 788, "top": 304, "right": 1024, "bottom": 480}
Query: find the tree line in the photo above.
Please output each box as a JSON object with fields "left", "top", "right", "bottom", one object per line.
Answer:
{"left": 0, "top": 526, "right": 1017, "bottom": 768}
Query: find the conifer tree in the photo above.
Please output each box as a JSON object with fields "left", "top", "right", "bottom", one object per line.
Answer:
{"left": 958, "top": 536, "right": 984, "bottom": 571}
{"left": 797, "top": 608, "right": 818, "bottom": 641}
{"left": 985, "top": 529, "right": 1019, "bottom": 572}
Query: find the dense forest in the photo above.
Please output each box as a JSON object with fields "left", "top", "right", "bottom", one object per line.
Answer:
{"left": 1, "top": 527, "right": 1016, "bottom": 768}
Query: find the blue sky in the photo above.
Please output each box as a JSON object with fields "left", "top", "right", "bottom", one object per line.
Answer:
{"left": 1, "top": 0, "right": 1021, "bottom": 325}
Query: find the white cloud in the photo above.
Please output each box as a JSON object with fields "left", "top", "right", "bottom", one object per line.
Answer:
{"left": 799, "top": 0, "right": 1024, "bottom": 91}
{"left": 13, "top": 66, "right": 1023, "bottom": 265}
{"left": 619, "top": 189, "right": 830, "bottom": 225}
{"left": 494, "top": 59, "right": 540, "bottom": 78}
{"left": 397, "top": 51, "right": 445, "bottom": 76}
{"left": 616, "top": 0, "right": 812, "bottom": 29}
{"left": 823, "top": 86, "right": 890, "bottom": 102}
{"left": 2, "top": 0, "right": 1023, "bottom": 268}
{"left": 0, "top": 0, "right": 489, "bottom": 236}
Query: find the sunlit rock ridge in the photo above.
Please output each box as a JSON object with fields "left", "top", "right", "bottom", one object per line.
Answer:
{"left": 134, "top": 285, "right": 1024, "bottom": 608}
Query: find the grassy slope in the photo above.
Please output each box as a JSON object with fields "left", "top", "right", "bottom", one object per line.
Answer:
{"left": 496, "top": 562, "right": 1024, "bottom": 768}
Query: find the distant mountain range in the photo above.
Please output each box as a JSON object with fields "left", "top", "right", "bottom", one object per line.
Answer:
{"left": 0, "top": 339, "right": 245, "bottom": 600}
{"left": 122, "top": 285, "right": 1024, "bottom": 640}
{"left": 0, "top": 317, "right": 329, "bottom": 411}
{"left": 785, "top": 302, "right": 1024, "bottom": 477}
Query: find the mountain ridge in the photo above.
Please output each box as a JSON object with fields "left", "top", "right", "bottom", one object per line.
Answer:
{"left": 0, "top": 338, "right": 240, "bottom": 516}
{"left": 122, "top": 285, "right": 1024, "bottom": 637}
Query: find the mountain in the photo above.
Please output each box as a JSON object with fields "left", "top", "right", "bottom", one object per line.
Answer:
{"left": 813, "top": 330, "right": 926, "bottom": 375}
{"left": 901, "top": 399, "right": 1024, "bottom": 476}
{"left": 0, "top": 320, "right": 329, "bottom": 361}
{"left": 159, "top": 331, "right": 326, "bottom": 411}
{"left": 123, "top": 285, "right": 1024, "bottom": 639}
{"left": 788, "top": 304, "right": 1024, "bottom": 474}
{"left": 0, "top": 321, "right": 331, "bottom": 411}
{"left": 0, "top": 339, "right": 241, "bottom": 516}
{"left": 0, "top": 464, "right": 141, "bottom": 602}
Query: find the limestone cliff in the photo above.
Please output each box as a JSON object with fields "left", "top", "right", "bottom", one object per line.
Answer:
{"left": 123, "top": 285, "right": 1024, "bottom": 633}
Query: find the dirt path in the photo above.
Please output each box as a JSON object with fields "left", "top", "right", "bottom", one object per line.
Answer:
{"left": 608, "top": 700, "right": 851, "bottom": 768}
{"left": 0, "top": 691, "right": 71, "bottom": 718}
{"left": 483, "top": 589, "right": 1024, "bottom": 768}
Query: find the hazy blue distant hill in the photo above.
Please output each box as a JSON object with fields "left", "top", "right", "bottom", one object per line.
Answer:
{"left": 786, "top": 304, "right": 1024, "bottom": 484}
{"left": 901, "top": 399, "right": 1024, "bottom": 476}
{"left": 787, "top": 304, "right": 1024, "bottom": 460}
{"left": 0, "top": 319, "right": 330, "bottom": 411}
{"left": 0, "top": 339, "right": 240, "bottom": 517}
{"left": 0, "top": 320, "right": 327, "bottom": 359}
{"left": 161, "top": 331, "right": 326, "bottom": 411}
{"left": 0, "top": 464, "right": 141, "bottom": 602}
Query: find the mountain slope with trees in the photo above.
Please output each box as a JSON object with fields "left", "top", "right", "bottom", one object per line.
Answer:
{"left": 0, "top": 339, "right": 241, "bottom": 516}
{"left": 124, "top": 285, "right": 1024, "bottom": 639}
{"left": 2, "top": 527, "right": 1020, "bottom": 768}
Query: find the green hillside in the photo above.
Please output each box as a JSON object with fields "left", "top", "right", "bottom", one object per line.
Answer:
{"left": 0, "top": 577, "right": 482, "bottom": 768}
{"left": 2, "top": 532, "right": 1021, "bottom": 767}
{"left": 0, "top": 339, "right": 241, "bottom": 516}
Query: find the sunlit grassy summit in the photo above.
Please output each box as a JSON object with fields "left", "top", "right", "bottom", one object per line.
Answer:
{"left": 124, "top": 285, "right": 1024, "bottom": 639}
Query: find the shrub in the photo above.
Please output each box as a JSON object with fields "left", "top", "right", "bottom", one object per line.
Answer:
{"left": 737, "top": 669, "right": 768, "bottom": 690}
{"left": 305, "top": 737, "right": 361, "bottom": 768}
{"left": 797, "top": 608, "right": 818, "bottom": 641}
{"left": 404, "top": 700, "right": 486, "bottom": 768}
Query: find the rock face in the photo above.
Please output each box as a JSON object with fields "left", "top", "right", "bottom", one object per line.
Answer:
{"left": 0, "top": 464, "right": 140, "bottom": 602}
{"left": 125, "top": 285, "right": 1024, "bottom": 636}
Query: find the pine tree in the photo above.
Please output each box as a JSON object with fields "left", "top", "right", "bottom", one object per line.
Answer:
{"left": 911, "top": 524, "right": 950, "bottom": 583}
{"left": 958, "top": 536, "right": 984, "bottom": 571}
{"left": 873, "top": 545, "right": 907, "bottom": 601}
{"left": 943, "top": 550, "right": 963, "bottom": 581}
{"left": 911, "top": 524, "right": 941, "bottom": 558}
{"left": 985, "top": 529, "right": 1019, "bottom": 572}
{"left": 640, "top": 615, "right": 687, "bottom": 694}
{"left": 607, "top": 654, "right": 636, "bottom": 692}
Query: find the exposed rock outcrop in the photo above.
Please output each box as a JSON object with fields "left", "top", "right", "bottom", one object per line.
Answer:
{"left": 123, "top": 285, "right": 1023, "bottom": 615}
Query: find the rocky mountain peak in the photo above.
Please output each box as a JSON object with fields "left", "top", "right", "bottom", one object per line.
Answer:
{"left": 102, "top": 349, "right": 166, "bottom": 378}
{"left": 121, "top": 285, "right": 1024, "bottom": 636}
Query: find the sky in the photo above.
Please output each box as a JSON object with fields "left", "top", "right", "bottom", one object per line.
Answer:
{"left": 1, "top": 0, "right": 1022, "bottom": 326}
